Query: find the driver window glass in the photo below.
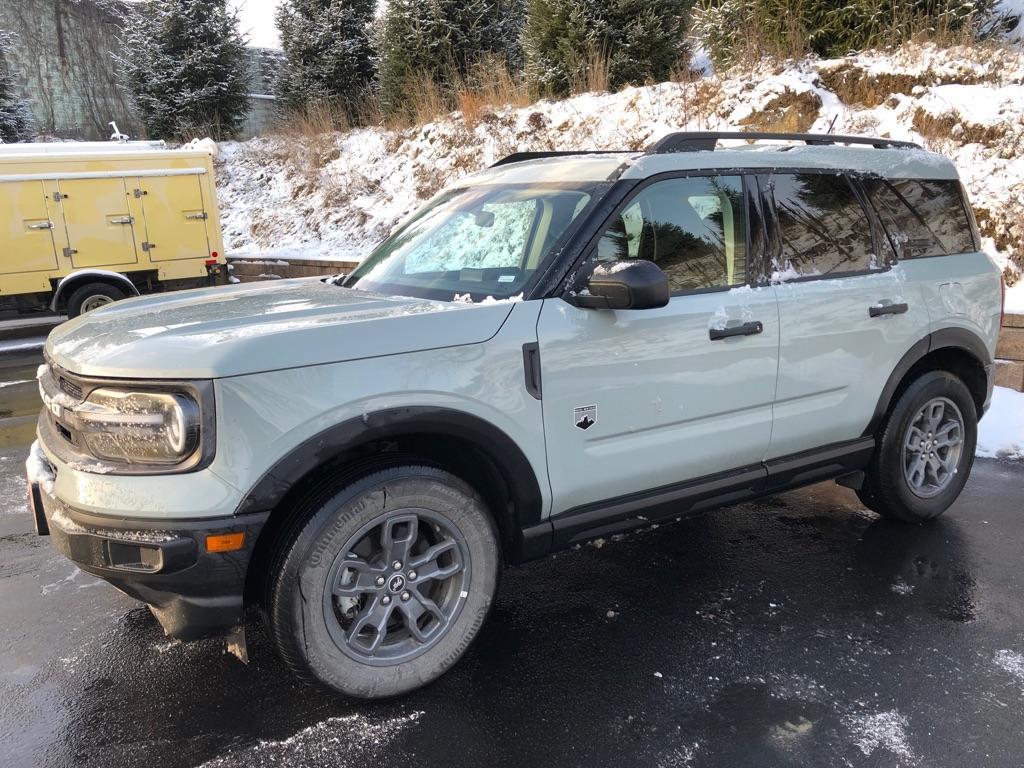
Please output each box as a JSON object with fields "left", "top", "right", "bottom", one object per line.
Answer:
{"left": 594, "top": 176, "right": 747, "bottom": 292}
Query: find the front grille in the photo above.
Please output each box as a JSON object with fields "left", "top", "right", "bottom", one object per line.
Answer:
{"left": 59, "top": 376, "right": 83, "bottom": 400}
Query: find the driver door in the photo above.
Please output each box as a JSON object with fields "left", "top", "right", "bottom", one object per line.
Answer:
{"left": 536, "top": 174, "right": 780, "bottom": 517}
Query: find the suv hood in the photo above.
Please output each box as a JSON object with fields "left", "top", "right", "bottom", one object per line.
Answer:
{"left": 46, "top": 279, "right": 516, "bottom": 379}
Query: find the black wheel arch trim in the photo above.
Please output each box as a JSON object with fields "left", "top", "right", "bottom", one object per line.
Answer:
{"left": 863, "top": 327, "right": 993, "bottom": 437}
{"left": 233, "top": 406, "right": 545, "bottom": 560}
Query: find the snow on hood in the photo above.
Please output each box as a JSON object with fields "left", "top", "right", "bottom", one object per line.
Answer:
{"left": 45, "top": 279, "right": 514, "bottom": 379}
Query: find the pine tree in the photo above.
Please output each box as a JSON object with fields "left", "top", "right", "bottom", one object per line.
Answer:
{"left": 0, "top": 30, "right": 33, "bottom": 142}
{"left": 525, "top": 0, "right": 691, "bottom": 97}
{"left": 377, "top": 0, "right": 526, "bottom": 117}
{"left": 115, "top": 0, "right": 250, "bottom": 140}
{"left": 276, "top": 0, "right": 376, "bottom": 117}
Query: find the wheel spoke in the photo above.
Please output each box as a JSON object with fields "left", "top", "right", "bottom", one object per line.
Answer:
{"left": 934, "top": 421, "right": 961, "bottom": 449}
{"left": 937, "top": 450, "right": 958, "bottom": 472}
{"left": 925, "top": 400, "right": 945, "bottom": 433}
{"left": 346, "top": 595, "right": 393, "bottom": 654}
{"left": 382, "top": 514, "right": 419, "bottom": 567}
{"left": 409, "top": 538, "right": 463, "bottom": 582}
{"left": 907, "top": 457, "right": 927, "bottom": 489}
{"left": 905, "top": 425, "right": 925, "bottom": 451}
{"left": 398, "top": 592, "right": 447, "bottom": 643}
{"left": 332, "top": 558, "right": 387, "bottom": 597}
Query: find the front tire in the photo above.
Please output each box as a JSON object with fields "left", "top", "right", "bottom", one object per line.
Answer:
{"left": 267, "top": 465, "right": 500, "bottom": 698}
{"left": 860, "top": 370, "right": 977, "bottom": 523}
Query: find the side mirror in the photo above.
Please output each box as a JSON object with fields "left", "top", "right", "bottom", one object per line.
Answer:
{"left": 570, "top": 260, "right": 670, "bottom": 310}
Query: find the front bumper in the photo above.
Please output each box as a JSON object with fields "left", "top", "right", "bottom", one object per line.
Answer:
{"left": 28, "top": 443, "right": 267, "bottom": 640}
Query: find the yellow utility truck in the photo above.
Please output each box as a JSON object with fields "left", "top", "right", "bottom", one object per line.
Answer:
{"left": 1, "top": 142, "right": 228, "bottom": 317}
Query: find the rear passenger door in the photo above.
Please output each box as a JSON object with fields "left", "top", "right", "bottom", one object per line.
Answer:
{"left": 537, "top": 174, "right": 780, "bottom": 516}
{"left": 765, "top": 172, "right": 931, "bottom": 459}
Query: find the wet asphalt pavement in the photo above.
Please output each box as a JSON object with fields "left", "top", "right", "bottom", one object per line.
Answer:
{"left": 2, "top": 342, "right": 1024, "bottom": 767}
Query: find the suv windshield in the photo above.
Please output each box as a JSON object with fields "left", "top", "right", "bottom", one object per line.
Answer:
{"left": 343, "top": 183, "right": 597, "bottom": 301}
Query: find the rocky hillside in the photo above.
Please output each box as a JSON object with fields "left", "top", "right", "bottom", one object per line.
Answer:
{"left": 214, "top": 42, "right": 1024, "bottom": 308}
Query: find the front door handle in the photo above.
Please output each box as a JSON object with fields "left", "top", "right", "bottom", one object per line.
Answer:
{"left": 869, "top": 302, "right": 909, "bottom": 318}
{"left": 709, "top": 321, "right": 763, "bottom": 341}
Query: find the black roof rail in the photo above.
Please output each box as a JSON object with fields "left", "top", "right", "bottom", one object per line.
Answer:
{"left": 649, "top": 131, "right": 922, "bottom": 153}
{"left": 490, "top": 150, "right": 632, "bottom": 168}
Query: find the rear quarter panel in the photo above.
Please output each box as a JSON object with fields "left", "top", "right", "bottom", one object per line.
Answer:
{"left": 903, "top": 252, "right": 1002, "bottom": 358}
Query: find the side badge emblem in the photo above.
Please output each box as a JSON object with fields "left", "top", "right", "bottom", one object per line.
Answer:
{"left": 574, "top": 404, "right": 596, "bottom": 430}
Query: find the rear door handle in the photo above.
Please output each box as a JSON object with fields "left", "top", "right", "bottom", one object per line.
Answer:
{"left": 869, "top": 302, "right": 908, "bottom": 318}
{"left": 709, "top": 321, "right": 763, "bottom": 341}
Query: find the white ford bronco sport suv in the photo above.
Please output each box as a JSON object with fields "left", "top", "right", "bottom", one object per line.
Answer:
{"left": 29, "top": 132, "right": 1001, "bottom": 698}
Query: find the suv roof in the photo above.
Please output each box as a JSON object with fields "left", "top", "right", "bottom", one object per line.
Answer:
{"left": 469, "top": 131, "right": 958, "bottom": 186}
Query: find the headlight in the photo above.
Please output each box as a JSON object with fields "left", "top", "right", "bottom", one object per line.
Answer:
{"left": 75, "top": 388, "right": 201, "bottom": 465}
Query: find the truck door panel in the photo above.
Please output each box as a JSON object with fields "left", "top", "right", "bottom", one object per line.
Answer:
{"left": 133, "top": 174, "right": 211, "bottom": 262}
{"left": 1, "top": 180, "right": 58, "bottom": 275}
{"left": 58, "top": 177, "right": 139, "bottom": 268}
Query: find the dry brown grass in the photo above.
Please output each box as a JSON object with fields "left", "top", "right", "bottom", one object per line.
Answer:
{"left": 454, "top": 56, "right": 532, "bottom": 128}
{"left": 671, "top": 78, "right": 721, "bottom": 132}
{"left": 817, "top": 38, "right": 1017, "bottom": 108}
{"left": 272, "top": 101, "right": 351, "bottom": 138}
{"left": 741, "top": 88, "right": 822, "bottom": 133}
{"left": 566, "top": 45, "right": 613, "bottom": 95}
{"left": 911, "top": 107, "right": 1008, "bottom": 147}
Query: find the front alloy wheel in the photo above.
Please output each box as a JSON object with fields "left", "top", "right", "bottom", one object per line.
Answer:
{"left": 325, "top": 509, "right": 470, "bottom": 664}
{"left": 267, "top": 466, "right": 499, "bottom": 698}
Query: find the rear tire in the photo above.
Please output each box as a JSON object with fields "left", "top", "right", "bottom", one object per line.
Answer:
{"left": 860, "top": 370, "right": 977, "bottom": 523}
{"left": 66, "top": 282, "right": 125, "bottom": 318}
{"left": 266, "top": 465, "right": 500, "bottom": 699}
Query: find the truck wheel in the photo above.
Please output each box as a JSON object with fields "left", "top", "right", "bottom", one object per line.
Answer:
{"left": 66, "top": 282, "right": 125, "bottom": 317}
{"left": 860, "top": 370, "right": 977, "bottom": 523}
{"left": 266, "top": 465, "right": 500, "bottom": 698}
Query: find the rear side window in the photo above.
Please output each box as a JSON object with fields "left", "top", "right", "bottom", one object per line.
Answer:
{"left": 770, "top": 173, "right": 878, "bottom": 277}
{"left": 864, "top": 178, "right": 976, "bottom": 259}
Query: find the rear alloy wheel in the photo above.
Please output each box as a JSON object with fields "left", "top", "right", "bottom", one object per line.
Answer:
{"left": 267, "top": 466, "right": 499, "bottom": 698}
{"left": 860, "top": 370, "right": 977, "bottom": 523}
{"left": 901, "top": 396, "right": 964, "bottom": 499}
{"left": 66, "top": 282, "right": 125, "bottom": 318}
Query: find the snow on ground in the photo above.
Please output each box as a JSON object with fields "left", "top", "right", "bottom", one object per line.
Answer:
{"left": 978, "top": 386, "right": 1024, "bottom": 459}
{"left": 214, "top": 42, "right": 1024, "bottom": 311}
{"left": 843, "top": 710, "right": 916, "bottom": 762}
{"left": 196, "top": 711, "right": 422, "bottom": 768}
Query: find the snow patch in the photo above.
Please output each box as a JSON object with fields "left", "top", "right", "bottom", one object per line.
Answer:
{"left": 195, "top": 711, "right": 423, "bottom": 768}
{"left": 844, "top": 710, "right": 916, "bottom": 762}
{"left": 977, "top": 387, "right": 1024, "bottom": 460}
{"left": 994, "top": 649, "right": 1024, "bottom": 688}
